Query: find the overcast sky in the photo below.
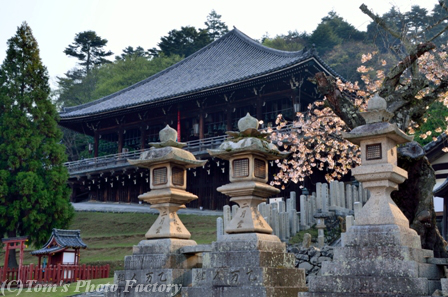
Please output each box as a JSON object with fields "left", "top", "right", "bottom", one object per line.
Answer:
{"left": 0, "top": 0, "right": 439, "bottom": 89}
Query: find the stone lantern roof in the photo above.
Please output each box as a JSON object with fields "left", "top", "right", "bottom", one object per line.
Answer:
{"left": 342, "top": 94, "right": 413, "bottom": 145}
{"left": 208, "top": 113, "right": 290, "bottom": 160}
{"left": 128, "top": 125, "right": 206, "bottom": 168}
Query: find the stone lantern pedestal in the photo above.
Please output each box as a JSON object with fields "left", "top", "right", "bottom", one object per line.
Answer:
{"left": 106, "top": 126, "right": 207, "bottom": 297}
{"left": 183, "top": 114, "right": 307, "bottom": 297}
{"left": 300, "top": 95, "right": 441, "bottom": 296}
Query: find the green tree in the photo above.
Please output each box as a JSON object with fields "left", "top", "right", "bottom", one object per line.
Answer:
{"left": 115, "top": 46, "right": 149, "bottom": 61}
{"left": 64, "top": 30, "right": 113, "bottom": 74}
{"left": 56, "top": 68, "right": 98, "bottom": 107}
{"left": 93, "top": 54, "right": 183, "bottom": 100}
{"left": 155, "top": 26, "right": 212, "bottom": 57}
{"left": 205, "top": 10, "right": 229, "bottom": 40}
{"left": 310, "top": 11, "right": 366, "bottom": 55}
{"left": 262, "top": 31, "right": 309, "bottom": 52}
{"left": 0, "top": 22, "right": 74, "bottom": 265}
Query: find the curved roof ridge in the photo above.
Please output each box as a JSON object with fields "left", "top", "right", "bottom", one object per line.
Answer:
{"left": 63, "top": 30, "right": 241, "bottom": 113}
{"left": 231, "top": 27, "right": 306, "bottom": 58}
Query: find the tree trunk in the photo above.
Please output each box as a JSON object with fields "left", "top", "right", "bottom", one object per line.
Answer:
{"left": 392, "top": 142, "right": 448, "bottom": 257}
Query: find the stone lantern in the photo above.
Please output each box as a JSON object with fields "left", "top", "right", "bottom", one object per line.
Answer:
{"left": 342, "top": 94, "right": 419, "bottom": 245}
{"left": 208, "top": 113, "right": 289, "bottom": 234}
{"left": 184, "top": 113, "right": 307, "bottom": 296}
{"left": 300, "top": 94, "right": 437, "bottom": 297}
{"left": 128, "top": 125, "right": 207, "bottom": 240}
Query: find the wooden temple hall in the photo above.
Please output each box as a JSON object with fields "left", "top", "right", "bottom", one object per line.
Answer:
{"left": 59, "top": 28, "right": 341, "bottom": 210}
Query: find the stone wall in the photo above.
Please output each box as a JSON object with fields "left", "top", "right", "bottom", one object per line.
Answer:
{"left": 287, "top": 245, "right": 335, "bottom": 283}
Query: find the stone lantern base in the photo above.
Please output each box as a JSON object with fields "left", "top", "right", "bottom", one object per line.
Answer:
{"left": 299, "top": 223, "right": 441, "bottom": 297}
{"left": 105, "top": 239, "right": 200, "bottom": 297}
{"left": 182, "top": 233, "right": 308, "bottom": 297}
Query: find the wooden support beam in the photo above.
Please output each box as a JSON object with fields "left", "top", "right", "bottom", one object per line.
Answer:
{"left": 94, "top": 131, "right": 99, "bottom": 158}
{"left": 118, "top": 127, "right": 124, "bottom": 154}
{"left": 199, "top": 112, "right": 204, "bottom": 140}
{"left": 140, "top": 126, "right": 146, "bottom": 151}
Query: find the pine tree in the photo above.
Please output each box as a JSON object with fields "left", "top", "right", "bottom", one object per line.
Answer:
{"left": 205, "top": 10, "right": 229, "bottom": 41}
{"left": 0, "top": 22, "right": 74, "bottom": 265}
{"left": 64, "top": 30, "right": 113, "bottom": 74}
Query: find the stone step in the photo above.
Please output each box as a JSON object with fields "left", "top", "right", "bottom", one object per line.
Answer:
{"left": 320, "top": 259, "right": 441, "bottom": 279}
{"left": 299, "top": 293, "right": 431, "bottom": 297}
{"left": 343, "top": 225, "right": 422, "bottom": 249}
{"left": 333, "top": 245, "right": 433, "bottom": 263}
{"left": 206, "top": 251, "right": 295, "bottom": 269}
{"left": 320, "top": 259, "right": 420, "bottom": 278}
{"left": 124, "top": 253, "right": 199, "bottom": 270}
{"left": 190, "top": 267, "right": 305, "bottom": 288}
{"left": 182, "top": 286, "right": 308, "bottom": 297}
{"left": 113, "top": 268, "right": 192, "bottom": 287}
{"left": 307, "top": 275, "right": 431, "bottom": 296}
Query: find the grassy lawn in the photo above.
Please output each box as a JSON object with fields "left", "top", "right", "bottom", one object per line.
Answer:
{"left": 1, "top": 211, "right": 219, "bottom": 274}
{"left": 1, "top": 277, "right": 114, "bottom": 296}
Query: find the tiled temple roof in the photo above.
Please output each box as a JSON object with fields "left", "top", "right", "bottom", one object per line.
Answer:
{"left": 60, "top": 28, "right": 340, "bottom": 120}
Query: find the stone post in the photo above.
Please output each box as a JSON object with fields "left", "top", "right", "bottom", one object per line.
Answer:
{"left": 217, "top": 217, "right": 224, "bottom": 240}
{"left": 330, "top": 181, "right": 337, "bottom": 207}
{"left": 322, "top": 183, "right": 329, "bottom": 213}
{"left": 290, "top": 191, "right": 297, "bottom": 210}
{"left": 223, "top": 205, "right": 231, "bottom": 231}
{"left": 339, "top": 181, "right": 345, "bottom": 209}
{"left": 265, "top": 203, "right": 272, "bottom": 226}
{"left": 278, "top": 200, "right": 286, "bottom": 213}
{"left": 353, "top": 201, "right": 362, "bottom": 223}
{"left": 316, "top": 182, "right": 322, "bottom": 210}
{"left": 346, "top": 184, "right": 353, "bottom": 211}
{"left": 353, "top": 185, "right": 359, "bottom": 204}
{"left": 300, "top": 194, "right": 308, "bottom": 229}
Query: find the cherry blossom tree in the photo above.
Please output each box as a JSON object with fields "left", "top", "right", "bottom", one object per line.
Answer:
{"left": 271, "top": 3, "right": 448, "bottom": 256}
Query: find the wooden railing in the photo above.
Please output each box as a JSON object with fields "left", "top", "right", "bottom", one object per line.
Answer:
{"left": 0, "top": 264, "right": 109, "bottom": 285}
{"left": 64, "top": 149, "right": 143, "bottom": 174}
{"left": 64, "top": 134, "right": 229, "bottom": 175}
{"left": 64, "top": 124, "right": 293, "bottom": 175}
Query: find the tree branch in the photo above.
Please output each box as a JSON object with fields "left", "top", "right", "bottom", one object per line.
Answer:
{"left": 428, "top": 23, "right": 448, "bottom": 43}
{"left": 379, "top": 42, "right": 436, "bottom": 97}
{"left": 313, "top": 72, "right": 365, "bottom": 130}
{"left": 360, "top": 4, "right": 402, "bottom": 40}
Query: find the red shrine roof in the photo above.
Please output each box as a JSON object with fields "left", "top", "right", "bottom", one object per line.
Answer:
{"left": 31, "top": 229, "right": 87, "bottom": 255}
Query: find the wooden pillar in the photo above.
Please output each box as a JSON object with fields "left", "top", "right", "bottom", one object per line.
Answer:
{"left": 94, "top": 131, "right": 99, "bottom": 158}
{"left": 177, "top": 110, "right": 181, "bottom": 142}
{"left": 18, "top": 240, "right": 25, "bottom": 280}
{"left": 118, "top": 127, "right": 124, "bottom": 154}
{"left": 226, "top": 107, "right": 232, "bottom": 131}
{"left": 3, "top": 243, "right": 9, "bottom": 281}
{"left": 140, "top": 126, "right": 147, "bottom": 151}
{"left": 199, "top": 113, "right": 204, "bottom": 140}
{"left": 256, "top": 96, "right": 263, "bottom": 121}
